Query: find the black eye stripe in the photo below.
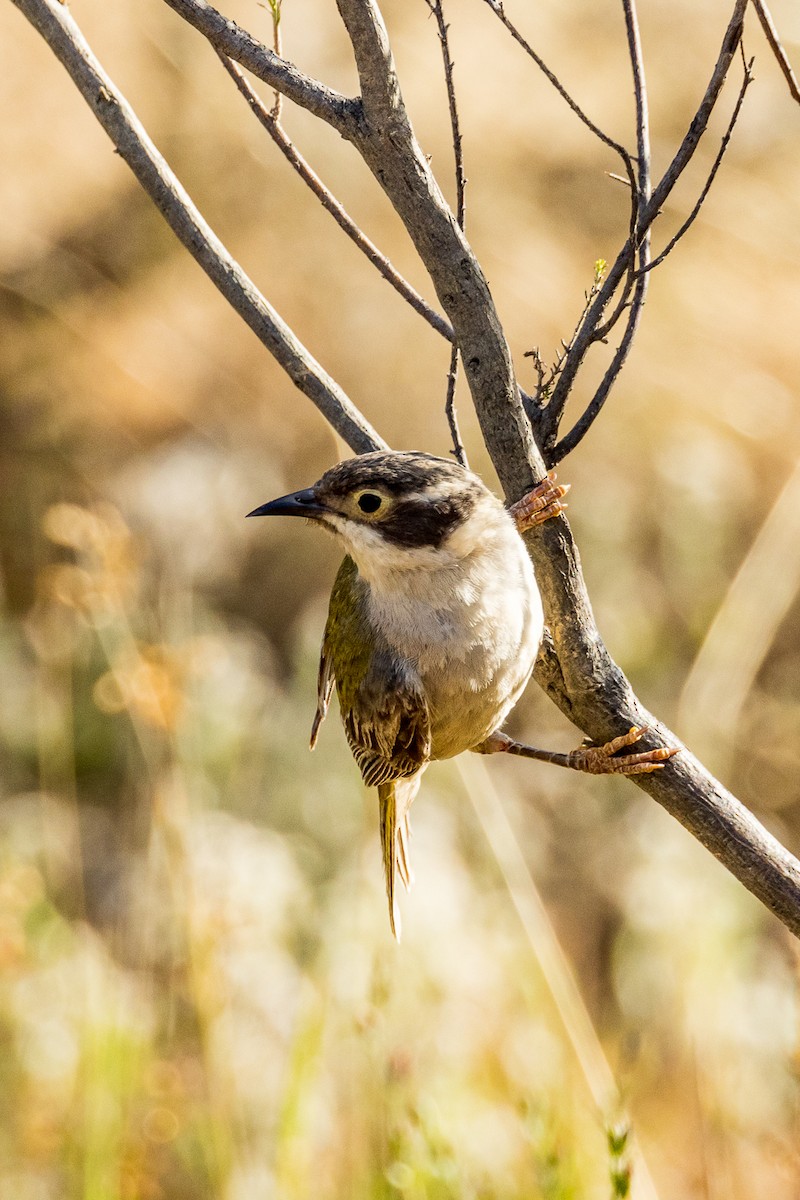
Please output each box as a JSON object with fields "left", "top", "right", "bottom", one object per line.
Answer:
{"left": 377, "top": 495, "right": 475, "bottom": 548}
{"left": 357, "top": 493, "right": 382, "bottom": 514}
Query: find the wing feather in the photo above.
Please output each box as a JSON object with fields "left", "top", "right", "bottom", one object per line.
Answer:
{"left": 319, "top": 557, "right": 431, "bottom": 788}
{"left": 317, "top": 557, "right": 430, "bottom": 939}
{"left": 309, "top": 643, "right": 335, "bottom": 749}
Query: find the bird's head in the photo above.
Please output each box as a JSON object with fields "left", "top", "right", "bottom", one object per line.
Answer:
{"left": 247, "top": 451, "right": 506, "bottom": 576}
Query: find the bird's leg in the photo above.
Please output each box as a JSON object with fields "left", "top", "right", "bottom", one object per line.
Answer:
{"left": 508, "top": 471, "right": 570, "bottom": 533}
{"left": 474, "top": 725, "right": 679, "bottom": 775}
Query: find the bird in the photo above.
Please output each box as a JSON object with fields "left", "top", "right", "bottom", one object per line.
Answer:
{"left": 248, "top": 451, "right": 677, "bottom": 938}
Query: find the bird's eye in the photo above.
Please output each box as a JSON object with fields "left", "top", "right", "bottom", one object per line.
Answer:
{"left": 357, "top": 492, "right": 383, "bottom": 514}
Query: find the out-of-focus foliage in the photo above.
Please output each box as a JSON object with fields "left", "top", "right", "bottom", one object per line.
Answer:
{"left": 2, "top": 1, "right": 800, "bottom": 1196}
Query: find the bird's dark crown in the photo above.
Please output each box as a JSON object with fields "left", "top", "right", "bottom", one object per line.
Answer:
{"left": 316, "top": 451, "right": 470, "bottom": 498}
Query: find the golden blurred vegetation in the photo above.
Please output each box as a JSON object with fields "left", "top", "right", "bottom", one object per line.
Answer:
{"left": 2, "top": 0, "right": 800, "bottom": 1196}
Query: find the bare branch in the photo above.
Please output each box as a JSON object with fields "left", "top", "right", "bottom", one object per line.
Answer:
{"left": 545, "top": 0, "right": 651, "bottom": 461}
{"left": 626, "top": 0, "right": 652, "bottom": 222}
{"left": 540, "top": 0, "right": 747, "bottom": 454}
{"left": 645, "top": 1, "right": 748, "bottom": 225}
{"left": 160, "top": 0, "right": 360, "bottom": 134}
{"left": 524, "top": 259, "right": 608, "bottom": 416}
{"left": 218, "top": 54, "right": 454, "bottom": 341}
{"left": 751, "top": 0, "right": 800, "bottom": 105}
{"left": 642, "top": 50, "right": 755, "bottom": 277}
{"left": 335, "top": 0, "right": 403, "bottom": 117}
{"left": 426, "top": 0, "right": 467, "bottom": 227}
{"left": 9, "top": 0, "right": 385, "bottom": 456}
{"left": 549, "top": 271, "right": 647, "bottom": 463}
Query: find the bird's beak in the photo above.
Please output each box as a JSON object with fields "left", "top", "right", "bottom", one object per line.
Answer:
{"left": 246, "top": 487, "right": 330, "bottom": 521}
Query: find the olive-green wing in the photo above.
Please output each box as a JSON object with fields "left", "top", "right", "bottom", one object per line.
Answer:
{"left": 310, "top": 557, "right": 431, "bottom": 786}
{"left": 343, "top": 649, "right": 431, "bottom": 787}
{"left": 309, "top": 640, "right": 335, "bottom": 750}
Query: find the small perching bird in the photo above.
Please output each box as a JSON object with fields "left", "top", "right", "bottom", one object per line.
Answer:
{"left": 248, "top": 451, "right": 677, "bottom": 938}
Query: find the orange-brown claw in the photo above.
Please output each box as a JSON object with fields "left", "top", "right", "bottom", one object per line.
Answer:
{"left": 572, "top": 725, "right": 680, "bottom": 776}
{"left": 509, "top": 471, "right": 571, "bottom": 534}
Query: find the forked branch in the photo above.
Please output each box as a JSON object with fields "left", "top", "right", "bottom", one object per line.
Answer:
{"left": 217, "top": 54, "right": 454, "bottom": 341}
{"left": 160, "top": 0, "right": 359, "bottom": 133}
{"left": 540, "top": 0, "right": 748, "bottom": 460}
{"left": 540, "top": 0, "right": 652, "bottom": 463}
{"left": 643, "top": 48, "right": 755, "bottom": 278}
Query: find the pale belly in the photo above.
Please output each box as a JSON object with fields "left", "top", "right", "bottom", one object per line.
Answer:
{"left": 366, "top": 539, "right": 544, "bottom": 760}
{"left": 422, "top": 603, "right": 542, "bottom": 758}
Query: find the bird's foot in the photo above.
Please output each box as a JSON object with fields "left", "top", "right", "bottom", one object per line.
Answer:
{"left": 566, "top": 725, "right": 679, "bottom": 775}
{"left": 477, "top": 724, "right": 679, "bottom": 775}
{"left": 508, "top": 472, "right": 570, "bottom": 534}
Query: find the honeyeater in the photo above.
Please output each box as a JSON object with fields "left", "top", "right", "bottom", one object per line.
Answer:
{"left": 248, "top": 451, "right": 676, "bottom": 938}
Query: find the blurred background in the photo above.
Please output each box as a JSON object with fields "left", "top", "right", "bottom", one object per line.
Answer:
{"left": 2, "top": 0, "right": 800, "bottom": 1196}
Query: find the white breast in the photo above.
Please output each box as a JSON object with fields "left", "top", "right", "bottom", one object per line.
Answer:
{"left": 358, "top": 502, "right": 544, "bottom": 758}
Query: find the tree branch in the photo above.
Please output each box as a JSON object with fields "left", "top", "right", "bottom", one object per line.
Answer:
{"left": 167, "top": 0, "right": 537, "bottom": 415}
{"left": 335, "top": 0, "right": 538, "bottom": 476}
{"left": 218, "top": 53, "right": 454, "bottom": 341}
{"left": 544, "top": 0, "right": 652, "bottom": 462}
{"left": 160, "top": 0, "right": 360, "bottom": 134}
{"left": 751, "top": 0, "right": 800, "bottom": 105}
{"left": 641, "top": 49, "right": 755, "bottom": 278}
{"left": 479, "top": 0, "right": 637, "bottom": 197}
{"left": 9, "top": 0, "right": 385, "bottom": 456}
{"left": 541, "top": 0, "right": 748, "bottom": 455}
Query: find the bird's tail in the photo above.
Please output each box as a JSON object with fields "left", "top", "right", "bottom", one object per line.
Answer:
{"left": 378, "top": 775, "right": 421, "bottom": 941}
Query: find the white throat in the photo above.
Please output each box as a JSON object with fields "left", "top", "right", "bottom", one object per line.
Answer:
{"left": 337, "top": 501, "right": 543, "bottom": 678}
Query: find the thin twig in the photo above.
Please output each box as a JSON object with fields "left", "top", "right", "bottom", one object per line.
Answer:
{"left": 642, "top": 50, "right": 755, "bottom": 277}
{"left": 750, "top": 0, "right": 800, "bottom": 104}
{"left": 218, "top": 53, "right": 455, "bottom": 341}
{"left": 539, "top": 0, "right": 651, "bottom": 455}
{"left": 427, "top": 0, "right": 468, "bottom": 466}
{"left": 483, "top": 0, "right": 643, "bottom": 433}
{"left": 479, "top": 0, "right": 637, "bottom": 198}
{"left": 626, "top": 0, "right": 652, "bottom": 224}
{"left": 10, "top": 0, "right": 385, "bottom": 455}
{"left": 549, "top": 271, "right": 647, "bottom": 464}
{"left": 524, "top": 259, "right": 607, "bottom": 412}
{"left": 541, "top": 0, "right": 747, "bottom": 453}
{"left": 642, "top": 1, "right": 748, "bottom": 237}
{"left": 266, "top": 0, "right": 282, "bottom": 118}
{"left": 426, "top": 0, "right": 466, "bottom": 227}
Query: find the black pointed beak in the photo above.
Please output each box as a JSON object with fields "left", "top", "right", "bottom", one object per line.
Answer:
{"left": 246, "top": 487, "right": 329, "bottom": 520}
